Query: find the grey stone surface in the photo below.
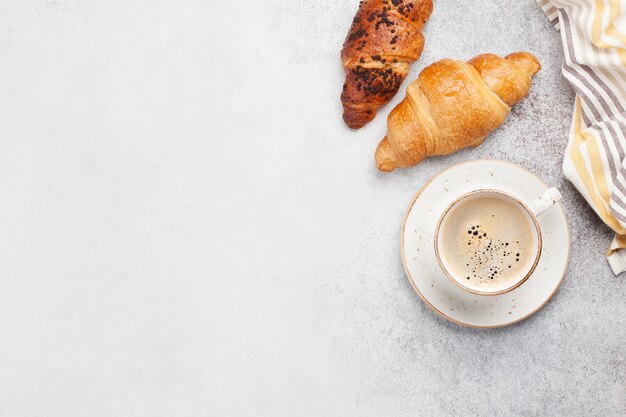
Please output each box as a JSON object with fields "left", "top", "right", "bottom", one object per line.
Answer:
{"left": 0, "top": 0, "right": 624, "bottom": 416}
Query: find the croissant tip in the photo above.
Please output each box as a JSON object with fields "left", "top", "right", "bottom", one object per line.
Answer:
{"left": 342, "top": 105, "right": 376, "bottom": 129}
{"left": 506, "top": 52, "right": 541, "bottom": 77}
{"left": 344, "top": 119, "right": 366, "bottom": 129}
{"left": 375, "top": 136, "right": 397, "bottom": 172}
{"left": 378, "top": 163, "right": 396, "bottom": 172}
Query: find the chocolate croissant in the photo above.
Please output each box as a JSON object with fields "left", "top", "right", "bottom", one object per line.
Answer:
{"left": 341, "top": 0, "right": 433, "bottom": 129}
{"left": 375, "top": 52, "right": 541, "bottom": 171}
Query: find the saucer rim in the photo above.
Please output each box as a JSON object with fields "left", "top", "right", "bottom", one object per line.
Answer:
{"left": 400, "top": 159, "right": 571, "bottom": 329}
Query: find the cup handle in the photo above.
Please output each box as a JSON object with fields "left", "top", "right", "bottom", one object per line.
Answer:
{"left": 528, "top": 187, "right": 562, "bottom": 217}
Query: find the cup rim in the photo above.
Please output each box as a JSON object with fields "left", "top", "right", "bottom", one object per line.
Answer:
{"left": 434, "top": 189, "right": 543, "bottom": 296}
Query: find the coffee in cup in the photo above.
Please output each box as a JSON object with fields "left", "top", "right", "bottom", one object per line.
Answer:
{"left": 435, "top": 188, "right": 561, "bottom": 295}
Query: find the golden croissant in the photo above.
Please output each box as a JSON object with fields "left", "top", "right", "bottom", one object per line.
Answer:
{"left": 375, "top": 52, "right": 541, "bottom": 171}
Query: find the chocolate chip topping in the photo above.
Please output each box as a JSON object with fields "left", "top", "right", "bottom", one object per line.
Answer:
{"left": 350, "top": 65, "right": 403, "bottom": 98}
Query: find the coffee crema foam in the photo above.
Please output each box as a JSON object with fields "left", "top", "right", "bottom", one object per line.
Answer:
{"left": 438, "top": 195, "right": 537, "bottom": 290}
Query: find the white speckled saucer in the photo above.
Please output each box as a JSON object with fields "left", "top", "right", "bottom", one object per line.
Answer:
{"left": 401, "top": 160, "right": 570, "bottom": 328}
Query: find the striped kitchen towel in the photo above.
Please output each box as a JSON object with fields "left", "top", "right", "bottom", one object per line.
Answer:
{"left": 538, "top": 0, "right": 626, "bottom": 274}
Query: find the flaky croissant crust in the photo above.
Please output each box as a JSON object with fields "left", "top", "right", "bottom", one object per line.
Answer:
{"left": 375, "top": 52, "right": 541, "bottom": 171}
{"left": 341, "top": 0, "right": 433, "bottom": 129}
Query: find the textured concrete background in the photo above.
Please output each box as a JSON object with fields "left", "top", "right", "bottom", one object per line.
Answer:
{"left": 0, "top": 0, "right": 624, "bottom": 415}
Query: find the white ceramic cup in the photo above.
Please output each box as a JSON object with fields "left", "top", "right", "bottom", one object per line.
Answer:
{"left": 434, "top": 187, "right": 562, "bottom": 296}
